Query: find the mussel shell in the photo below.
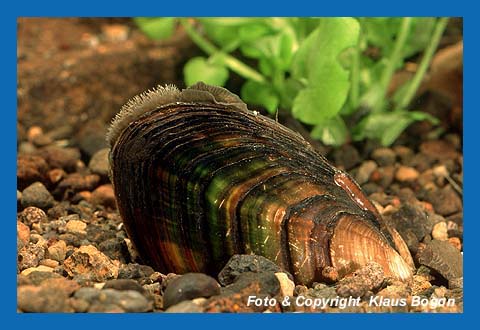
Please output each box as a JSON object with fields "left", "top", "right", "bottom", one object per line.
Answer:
{"left": 108, "top": 82, "right": 414, "bottom": 285}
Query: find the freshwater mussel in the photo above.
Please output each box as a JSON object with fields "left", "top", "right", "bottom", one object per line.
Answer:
{"left": 107, "top": 82, "right": 414, "bottom": 285}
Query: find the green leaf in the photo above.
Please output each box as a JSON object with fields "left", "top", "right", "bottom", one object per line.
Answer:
{"left": 310, "top": 116, "right": 348, "bottom": 146}
{"left": 352, "top": 110, "right": 439, "bottom": 146}
{"left": 292, "top": 80, "right": 350, "bottom": 125}
{"left": 134, "top": 17, "right": 175, "bottom": 40}
{"left": 290, "top": 18, "right": 360, "bottom": 124}
{"left": 241, "top": 81, "right": 279, "bottom": 114}
{"left": 183, "top": 56, "right": 229, "bottom": 87}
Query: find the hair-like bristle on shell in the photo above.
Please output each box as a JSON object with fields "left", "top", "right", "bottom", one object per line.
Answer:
{"left": 106, "top": 82, "right": 248, "bottom": 148}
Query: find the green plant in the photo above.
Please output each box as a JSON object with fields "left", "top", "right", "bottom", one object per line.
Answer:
{"left": 134, "top": 17, "right": 448, "bottom": 147}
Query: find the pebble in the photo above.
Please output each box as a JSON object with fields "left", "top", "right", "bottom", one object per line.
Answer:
{"left": 355, "top": 160, "right": 377, "bottom": 185}
{"left": 47, "top": 240, "right": 68, "bottom": 262}
{"left": 75, "top": 119, "right": 108, "bottom": 158}
{"left": 21, "top": 265, "right": 54, "bottom": 276}
{"left": 420, "top": 140, "right": 458, "bottom": 161}
{"left": 425, "top": 185, "right": 462, "bottom": 216}
{"left": 395, "top": 166, "right": 419, "bottom": 182}
{"left": 42, "top": 277, "right": 81, "bottom": 296}
{"left": 21, "top": 182, "right": 55, "bottom": 209}
{"left": 98, "top": 237, "right": 130, "bottom": 263}
{"left": 166, "top": 299, "right": 205, "bottom": 313}
{"left": 386, "top": 204, "right": 433, "bottom": 249}
{"left": 448, "top": 237, "right": 462, "bottom": 251}
{"left": 103, "top": 279, "right": 146, "bottom": 295}
{"left": 222, "top": 271, "right": 280, "bottom": 297}
{"left": 218, "top": 254, "right": 291, "bottom": 286}
{"left": 48, "top": 168, "right": 66, "bottom": 185}
{"left": 37, "top": 146, "right": 81, "bottom": 172}
{"left": 118, "top": 263, "right": 155, "bottom": 280}
{"left": 163, "top": 273, "right": 220, "bottom": 309}
{"left": 17, "top": 155, "right": 49, "bottom": 190}
{"left": 91, "top": 184, "right": 116, "bottom": 209}
{"left": 40, "top": 259, "right": 59, "bottom": 268}
{"left": 416, "top": 239, "right": 463, "bottom": 281}
{"left": 18, "top": 243, "right": 46, "bottom": 271}
{"left": 88, "top": 148, "right": 110, "bottom": 177}
{"left": 64, "top": 219, "right": 87, "bottom": 235}
{"left": 371, "top": 147, "right": 396, "bottom": 166}
{"left": 332, "top": 144, "right": 360, "bottom": 170}
{"left": 371, "top": 165, "right": 395, "bottom": 188}
{"left": 17, "top": 221, "right": 30, "bottom": 249}
{"left": 393, "top": 145, "right": 414, "bottom": 165}
{"left": 21, "top": 270, "right": 62, "bottom": 285}
{"left": 274, "top": 272, "right": 295, "bottom": 297}
{"left": 56, "top": 173, "right": 101, "bottom": 193}
{"left": 336, "top": 262, "right": 385, "bottom": 298}
{"left": 64, "top": 245, "right": 119, "bottom": 281}
{"left": 73, "top": 287, "right": 151, "bottom": 312}
{"left": 18, "top": 285, "right": 73, "bottom": 312}
{"left": 101, "top": 24, "right": 130, "bottom": 43}
{"left": 432, "top": 222, "right": 448, "bottom": 241}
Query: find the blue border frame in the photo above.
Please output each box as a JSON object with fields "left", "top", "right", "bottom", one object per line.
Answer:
{"left": 5, "top": 1, "right": 472, "bottom": 328}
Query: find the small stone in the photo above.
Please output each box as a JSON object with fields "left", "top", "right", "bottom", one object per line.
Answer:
{"left": 425, "top": 185, "right": 462, "bottom": 216}
{"left": 163, "top": 273, "right": 220, "bottom": 309}
{"left": 98, "top": 237, "right": 130, "bottom": 263}
{"left": 73, "top": 287, "right": 151, "bottom": 312}
{"left": 448, "top": 237, "right": 462, "bottom": 251}
{"left": 355, "top": 160, "right": 377, "bottom": 185}
{"left": 64, "top": 219, "right": 87, "bottom": 235}
{"left": 17, "top": 221, "right": 30, "bottom": 249}
{"left": 42, "top": 277, "right": 81, "bottom": 296}
{"left": 448, "top": 277, "right": 463, "bottom": 289}
{"left": 118, "top": 263, "right": 155, "bottom": 280}
{"left": 37, "top": 146, "right": 81, "bottom": 172}
{"left": 39, "top": 259, "right": 59, "bottom": 268}
{"left": 75, "top": 119, "right": 108, "bottom": 158}
{"left": 416, "top": 239, "right": 463, "bottom": 281}
{"left": 17, "top": 155, "right": 49, "bottom": 190}
{"left": 393, "top": 145, "right": 414, "bottom": 165}
{"left": 21, "top": 265, "right": 54, "bottom": 276}
{"left": 432, "top": 222, "right": 448, "bottom": 241}
{"left": 48, "top": 168, "right": 66, "bottom": 185}
{"left": 411, "top": 275, "right": 432, "bottom": 296}
{"left": 420, "top": 140, "right": 458, "bottom": 161}
{"left": 101, "top": 24, "right": 130, "bottom": 42}
{"left": 332, "top": 144, "right": 360, "bottom": 170}
{"left": 395, "top": 166, "right": 419, "bottom": 182}
{"left": 18, "top": 243, "right": 46, "bottom": 271}
{"left": 88, "top": 148, "right": 110, "bottom": 177}
{"left": 336, "top": 262, "right": 385, "bottom": 298}
{"left": 274, "top": 272, "right": 295, "bottom": 297}
{"left": 433, "top": 165, "right": 449, "bottom": 178}
{"left": 166, "top": 300, "right": 204, "bottom": 313}
{"left": 27, "top": 126, "right": 44, "bottom": 143}
{"left": 371, "top": 147, "right": 396, "bottom": 166}
{"left": 218, "top": 254, "right": 292, "bottom": 286}
{"left": 91, "top": 184, "right": 116, "bottom": 209}
{"left": 47, "top": 240, "right": 67, "bottom": 262}
{"left": 18, "top": 206, "right": 48, "bottom": 227}
{"left": 370, "top": 165, "right": 395, "bottom": 188}
{"left": 21, "top": 182, "right": 55, "bottom": 209}
{"left": 56, "top": 173, "right": 101, "bottom": 193}
{"left": 103, "top": 279, "right": 146, "bottom": 295}
{"left": 64, "top": 245, "right": 119, "bottom": 281}
{"left": 222, "top": 271, "right": 280, "bottom": 297}
{"left": 23, "top": 270, "right": 62, "bottom": 285}
{"left": 18, "top": 285, "right": 72, "bottom": 312}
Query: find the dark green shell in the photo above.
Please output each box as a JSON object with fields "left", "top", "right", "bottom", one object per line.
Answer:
{"left": 108, "top": 82, "right": 414, "bottom": 285}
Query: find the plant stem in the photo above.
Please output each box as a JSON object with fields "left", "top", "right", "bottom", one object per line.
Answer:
{"left": 179, "top": 18, "right": 266, "bottom": 84}
{"left": 374, "top": 17, "right": 413, "bottom": 112}
{"left": 397, "top": 17, "right": 449, "bottom": 109}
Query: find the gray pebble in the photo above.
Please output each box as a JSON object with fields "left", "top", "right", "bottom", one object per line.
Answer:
{"left": 218, "top": 254, "right": 292, "bottom": 286}
{"left": 163, "top": 273, "right": 220, "bottom": 309}
{"left": 371, "top": 147, "right": 396, "bottom": 166}
{"left": 21, "top": 182, "right": 55, "bottom": 210}
{"left": 166, "top": 300, "right": 204, "bottom": 313}
{"left": 88, "top": 148, "right": 110, "bottom": 177}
